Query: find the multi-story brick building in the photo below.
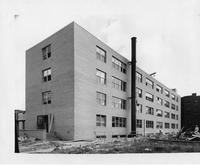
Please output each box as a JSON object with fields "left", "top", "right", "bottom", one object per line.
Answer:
{"left": 26, "top": 22, "right": 181, "bottom": 140}
{"left": 181, "top": 93, "right": 200, "bottom": 131}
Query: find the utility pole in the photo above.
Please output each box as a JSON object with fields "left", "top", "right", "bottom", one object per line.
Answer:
{"left": 15, "top": 111, "right": 19, "bottom": 153}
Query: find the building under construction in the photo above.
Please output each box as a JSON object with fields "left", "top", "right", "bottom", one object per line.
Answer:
{"left": 25, "top": 22, "right": 181, "bottom": 140}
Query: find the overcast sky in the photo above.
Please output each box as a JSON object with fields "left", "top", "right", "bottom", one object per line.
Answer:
{"left": 1, "top": 0, "right": 200, "bottom": 111}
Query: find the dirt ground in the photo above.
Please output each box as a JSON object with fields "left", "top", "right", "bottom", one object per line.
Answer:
{"left": 19, "top": 137, "right": 200, "bottom": 154}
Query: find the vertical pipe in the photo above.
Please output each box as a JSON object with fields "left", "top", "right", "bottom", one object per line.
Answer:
{"left": 131, "top": 37, "right": 137, "bottom": 135}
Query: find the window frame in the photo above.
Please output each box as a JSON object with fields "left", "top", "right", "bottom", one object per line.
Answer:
{"left": 42, "top": 91, "right": 51, "bottom": 104}
{"left": 136, "top": 88, "right": 142, "bottom": 98}
{"left": 112, "top": 76, "right": 126, "bottom": 92}
{"left": 112, "top": 116, "right": 126, "bottom": 128}
{"left": 96, "top": 92, "right": 106, "bottom": 106}
{"left": 136, "top": 119, "right": 142, "bottom": 128}
{"left": 146, "top": 78, "right": 154, "bottom": 89}
{"left": 145, "top": 92, "right": 154, "bottom": 102}
{"left": 146, "top": 106, "right": 154, "bottom": 115}
{"left": 96, "top": 46, "right": 106, "bottom": 63}
{"left": 156, "top": 84, "right": 163, "bottom": 93}
{"left": 146, "top": 120, "right": 154, "bottom": 128}
{"left": 164, "top": 111, "right": 170, "bottom": 118}
{"left": 112, "top": 56, "right": 127, "bottom": 74}
{"left": 96, "top": 69, "right": 106, "bottom": 85}
{"left": 42, "top": 44, "right": 51, "bottom": 60}
{"left": 136, "top": 72, "right": 142, "bottom": 83}
{"left": 42, "top": 68, "right": 51, "bottom": 82}
{"left": 96, "top": 114, "right": 106, "bottom": 127}
{"left": 156, "top": 121, "right": 163, "bottom": 129}
{"left": 136, "top": 103, "right": 142, "bottom": 113}
{"left": 156, "top": 109, "right": 163, "bottom": 117}
{"left": 112, "top": 96, "right": 126, "bottom": 110}
{"left": 165, "top": 123, "right": 170, "bottom": 129}
{"left": 164, "top": 89, "right": 170, "bottom": 97}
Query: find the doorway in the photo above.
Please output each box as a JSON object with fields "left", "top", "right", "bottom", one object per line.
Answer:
{"left": 37, "top": 115, "right": 48, "bottom": 132}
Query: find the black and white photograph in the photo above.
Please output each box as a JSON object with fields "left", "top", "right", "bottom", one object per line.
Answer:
{"left": 1, "top": 0, "right": 200, "bottom": 164}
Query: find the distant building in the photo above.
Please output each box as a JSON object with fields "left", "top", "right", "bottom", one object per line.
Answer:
{"left": 26, "top": 22, "right": 181, "bottom": 140}
{"left": 181, "top": 93, "right": 200, "bottom": 130}
{"left": 15, "top": 110, "right": 25, "bottom": 130}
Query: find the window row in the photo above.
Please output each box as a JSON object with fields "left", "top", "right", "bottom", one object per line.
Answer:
{"left": 136, "top": 71, "right": 179, "bottom": 102}
{"left": 112, "top": 76, "right": 126, "bottom": 92}
{"left": 96, "top": 115, "right": 126, "bottom": 128}
{"left": 136, "top": 120, "right": 179, "bottom": 129}
{"left": 96, "top": 69, "right": 127, "bottom": 92}
{"left": 137, "top": 104, "right": 179, "bottom": 119}
{"left": 96, "top": 92, "right": 126, "bottom": 110}
{"left": 112, "top": 56, "right": 127, "bottom": 74}
{"left": 96, "top": 46, "right": 127, "bottom": 74}
{"left": 136, "top": 88, "right": 179, "bottom": 111}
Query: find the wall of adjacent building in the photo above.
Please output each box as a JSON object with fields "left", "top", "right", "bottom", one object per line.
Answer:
{"left": 74, "top": 23, "right": 129, "bottom": 140}
{"left": 181, "top": 94, "right": 200, "bottom": 130}
{"left": 26, "top": 22, "right": 75, "bottom": 140}
{"left": 135, "top": 67, "right": 181, "bottom": 135}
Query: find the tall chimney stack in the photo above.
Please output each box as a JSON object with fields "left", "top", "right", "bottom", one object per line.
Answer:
{"left": 131, "top": 37, "right": 137, "bottom": 135}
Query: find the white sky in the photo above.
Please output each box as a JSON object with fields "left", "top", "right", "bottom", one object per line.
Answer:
{"left": 1, "top": 0, "right": 200, "bottom": 111}
{"left": 1, "top": 0, "right": 200, "bottom": 163}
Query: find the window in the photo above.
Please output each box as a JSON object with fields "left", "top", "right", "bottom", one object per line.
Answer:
{"left": 112, "top": 117, "right": 126, "bottom": 128}
{"left": 164, "top": 111, "right": 170, "bottom": 118}
{"left": 171, "top": 123, "right": 175, "bottom": 129}
{"left": 156, "top": 85, "right": 163, "bottom": 93}
{"left": 176, "top": 105, "right": 179, "bottom": 111}
{"left": 37, "top": 115, "right": 48, "bottom": 130}
{"left": 164, "top": 100, "right": 170, "bottom": 108}
{"left": 156, "top": 122, "right": 163, "bottom": 129}
{"left": 165, "top": 123, "right": 170, "bottom": 129}
{"left": 145, "top": 92, "right": 154, "bottom": 102}
{"left": 42, "top": 45, "right": 51, "bottom": 60}
{"left": 112, "top": 77, "right": 126, "bottom": 92}
{"left": 176, "top": 114, "right": 179, "bottom": 120}
{"left": 146, "top": 120, "right": 154, "bottom": 128}
{"left": 171, "top": 94, "right": 175, "bottom": 100}
{"left": 171, "top": 103, "right": 175, "bottom": 110}
{"left": 136, "top": 88, "right": 142, "bottom": 98}
{"left": 96, "top": 135, "right": 106, "bottom": 138}
{"left": 96, "top": 69, "right": 106, "bottom": 84}
{"left": 96, "top": 115, "right": 106, "bottom": 127}
{"left": 164, "top": 89, "right": 170, "bottom": 97}
{"left": 146, "top": 106, "right": 154, "bottom": 115}
{"left": 42, "top": 68, "right": 51, "bottom": 82}
{"left": 146, "top": 78, "right": 154, "bottom": 89}
{"left": 136, "top": 103, "right": 142, "bottom": 113}
{"left": 156, "top": 97, "right": 163, "bottom": 105}
{"left": 96, "top": 92, "right": 106, "bottom": 106}
{"left": 136, "top": 120, "right": 142, "bottom": 128}
{"left": 96, "top": 46, "right": 106, "bottom": 63}
{"left": 176, "top": 97, "right": 179, "bottom": 102}
{"left": 112, "top": 97, "right": 126, "bottom": 110}
{"left": 171, "top": 113, "right": 175, "bottom": 119}
{"left": 112, "top": 56, "right": 127, "bottom": 73}
{"left": 136, "top": 72, "right": 142, "bottom": 83}
{"left": 176, "top": 124, "right": 179, "bottom": 129}
{"left": 156, "top": 109, "right": 163, "bottom": 117}
{"left": 42, "top": 91, "right": 51, "bottom": 104}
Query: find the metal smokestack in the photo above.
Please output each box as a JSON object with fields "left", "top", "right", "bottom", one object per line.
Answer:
{"left": 131, "top": 37, "right": 137, "bottom": 135}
